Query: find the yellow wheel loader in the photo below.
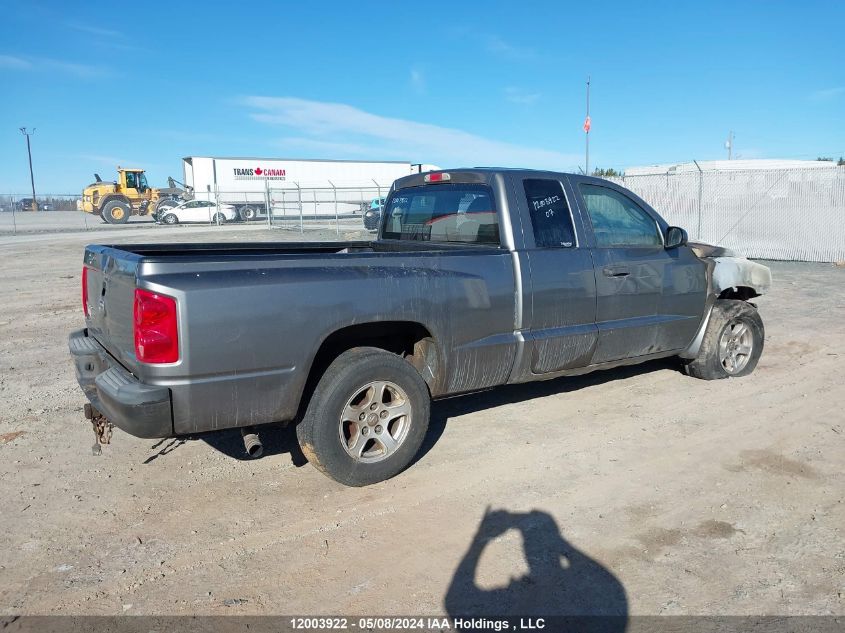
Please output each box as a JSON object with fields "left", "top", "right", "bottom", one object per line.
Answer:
{"left": 79, "top": 168, "right": 186, "bottom": 224}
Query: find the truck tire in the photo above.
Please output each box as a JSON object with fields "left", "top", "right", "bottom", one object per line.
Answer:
{"left": 684, "top": 299, "right": 764, "bottom": 380}
{"left": 297, "top": 347, "right": 430, "bottom": 486}
{"left": 102, "top": 200, "right": 131, "bottom": 224}
{"left": 363, "top": 209, "right": 381, "bottom": 231}
{"left": 239, "top": 206, "right": 257, "bottom": 221}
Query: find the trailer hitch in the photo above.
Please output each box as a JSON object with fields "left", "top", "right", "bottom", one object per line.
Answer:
{"left": 84, "top": 403, "right": 113, "bottom": 456}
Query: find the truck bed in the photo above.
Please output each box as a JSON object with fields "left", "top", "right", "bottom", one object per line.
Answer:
{"left": 80, "top": 238, "right": 517, "bottom": 436}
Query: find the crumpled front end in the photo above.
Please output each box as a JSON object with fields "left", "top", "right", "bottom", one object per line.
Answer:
{"left": 711, "top": 256, "right": 772, "bottom": 296}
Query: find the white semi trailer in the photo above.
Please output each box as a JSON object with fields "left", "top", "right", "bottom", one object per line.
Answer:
{"left": 182, "top": 156, "right": 437, "bottom": 221}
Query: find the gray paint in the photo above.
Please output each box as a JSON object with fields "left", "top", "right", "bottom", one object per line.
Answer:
{"left": 74, "top": 169, "right": 772, "bottom": 438}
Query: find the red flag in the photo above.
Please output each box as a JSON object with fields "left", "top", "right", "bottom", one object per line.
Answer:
{"left": 583, "top": 115, "right": 591, "bottom": 133}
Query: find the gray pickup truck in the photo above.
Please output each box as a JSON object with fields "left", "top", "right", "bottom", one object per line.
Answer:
{"left": 70, "top": 169, "right": 771, "bottom": 486}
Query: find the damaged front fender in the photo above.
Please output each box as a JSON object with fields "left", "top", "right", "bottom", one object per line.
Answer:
{"left": 711, "top": 256, "right": 772, "bottom": 297}
{"left": 679, "top": 254, "right": 772, "bottom": 359}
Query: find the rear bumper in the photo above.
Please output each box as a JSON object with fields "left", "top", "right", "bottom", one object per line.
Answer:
{"left": 69, "top": 329, "right": 173, "bottom": 439}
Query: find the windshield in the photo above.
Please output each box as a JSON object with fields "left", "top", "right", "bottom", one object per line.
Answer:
{"left": 381, "top": 184, "right": 499, "bottom": 244}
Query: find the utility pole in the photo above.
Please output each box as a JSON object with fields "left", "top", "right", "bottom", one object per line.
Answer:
{"left": 725, "top": 130, "right": 734, "bottom": 160}
{"left": 584, "top": 76, "right": 591, "bottom": 175}
{"left": 19, "top": 127, "right": 37, "bottom": 211}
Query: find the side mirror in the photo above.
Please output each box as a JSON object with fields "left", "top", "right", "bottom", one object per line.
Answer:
{"left": 666, "top": 226, "right": 688, "bottom": 249}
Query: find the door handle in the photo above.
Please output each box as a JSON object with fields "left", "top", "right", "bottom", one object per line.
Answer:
{"left": 602, "top": 266, "right": 630, "bottom": 277}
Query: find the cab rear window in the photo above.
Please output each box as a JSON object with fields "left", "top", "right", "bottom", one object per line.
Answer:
{"left": 381, "top": 185, "right": 500, "bottom": 245}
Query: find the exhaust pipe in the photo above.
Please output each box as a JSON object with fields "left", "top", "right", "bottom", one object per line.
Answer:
{"left": 241, "top": 426, "right": 263, "bottom": 458}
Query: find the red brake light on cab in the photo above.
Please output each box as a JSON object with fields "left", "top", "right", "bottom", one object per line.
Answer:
{"left": 424, "top": 172, "right": 450, "bottom": 183}
{"left": 133, "top": 288, "right": 179, "bottom": 364}
{"left": 82, "top": 266, "right": 89, "bottom": 317}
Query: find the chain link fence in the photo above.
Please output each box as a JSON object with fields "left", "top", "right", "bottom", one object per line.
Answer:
{"left": 267, "top": 184, "right": 384, "bottom": 234}
{"left": 209, "top": 182, "right": 386, "bottom": 234}
{"left": 4, "top": 168, "right": 844, "bottom": 262}
{"left": 0, "top": 193, "right": 82, "bottom": 213}
{"left": 0, "top": 183, "right": 385, "bottom": 236}
{"left": 0, "top": 193, "right": 91, "bottom": 234}
{"left": 606, "top": 165, "right": 845, "bottom": 262}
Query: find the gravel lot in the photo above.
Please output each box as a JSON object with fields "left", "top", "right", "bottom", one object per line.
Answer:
{"left": 0, "top": 217, "right": 843, "bottom": 618}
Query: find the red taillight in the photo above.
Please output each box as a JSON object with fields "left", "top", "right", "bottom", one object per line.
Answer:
{"left": 82, "top": 267, "right": 89, "bottom": 317}
{"left": 133, "top": 288, "right": 179, "bottom": 364}
{"left": 424, "top": 172, "right": 450, "bottom": 183}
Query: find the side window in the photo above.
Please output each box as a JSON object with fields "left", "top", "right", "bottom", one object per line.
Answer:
{"left": 523, "top": 179, "right": 576, "bottom": 248}
{"left": 579, "top": 184, "right": 662, "bottom": 247}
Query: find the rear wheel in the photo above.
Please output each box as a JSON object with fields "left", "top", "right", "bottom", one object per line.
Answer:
{"left": 239, "top": 206, "right": 257, "bottom": 221}
{"left": 162, "top": 213, "right": 178, "bottom": 225}
{"left": 684, "top": 299, "right": 764, "bottom": 380}
{"left": 296, "top": 347, "right": 430, "bottom": 486}
{"left": 212, "top": 212, "right": 226, "bottom": 225}
{"left": 101, "top": 200, "right": 131, "bottom": 224}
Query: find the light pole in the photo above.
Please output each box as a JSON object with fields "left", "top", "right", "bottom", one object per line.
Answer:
{"left": 584, "top": 76, "right": 591, "bottom": 175}
{"left": 19, "top": 127, "right": 37, "bottom": 211}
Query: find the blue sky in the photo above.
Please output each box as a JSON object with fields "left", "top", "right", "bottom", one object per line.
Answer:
{"left": 1, "top": 0, "right": 843, "bottom": 193}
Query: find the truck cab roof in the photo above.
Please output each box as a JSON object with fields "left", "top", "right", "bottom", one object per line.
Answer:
{"left": 392, "top": 167, "right": 609, "bottom": 190}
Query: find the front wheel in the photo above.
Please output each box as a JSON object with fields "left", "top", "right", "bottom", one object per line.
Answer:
{"left": 684, "top": 299, "right": 764, "bottom": 380}
{"left": 101, "top": 200, "right": 131, "bottom": 224}
{"left": 296, "top": 347, "right": 430, "bottom": 486}
{"left": 162, "top": 213, "right": 178, "bottom": 225}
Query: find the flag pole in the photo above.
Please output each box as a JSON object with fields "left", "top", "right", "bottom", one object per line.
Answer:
{"left": 585, "top": 76, "right": 591, "bottom": 175}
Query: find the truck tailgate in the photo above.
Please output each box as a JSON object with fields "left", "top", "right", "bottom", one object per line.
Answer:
{"left": 83, "top": 246, "right": 142, "bottom": 374}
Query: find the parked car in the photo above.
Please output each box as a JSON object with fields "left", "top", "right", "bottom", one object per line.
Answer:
{"left": 40, "top": 202, "right": 54, "bottom": 211}
{"left": 17, "top": 198, "right": 39, "bottom": 211}
{"left": 156, "top": 199, "right": 237, "bottom": 225}
{"left": 363, "top": 197, "right": 385, "bottom": 231}
{"left": 70, "top": 169, "right": 771, "bottom": 486}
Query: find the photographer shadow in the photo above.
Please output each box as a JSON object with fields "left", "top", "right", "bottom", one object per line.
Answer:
{"left": 445, "top": 508, "right": 627, "bottom": 631}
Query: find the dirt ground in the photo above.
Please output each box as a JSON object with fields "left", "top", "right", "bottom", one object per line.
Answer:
{"left": 0, "top": 217, "right": 843, "bottom": 618}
